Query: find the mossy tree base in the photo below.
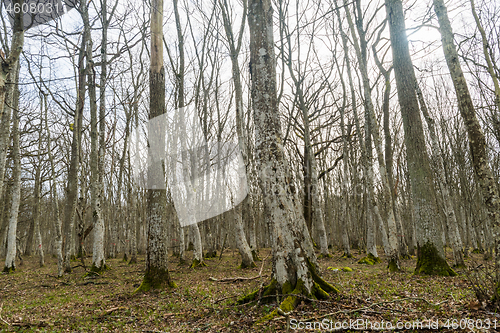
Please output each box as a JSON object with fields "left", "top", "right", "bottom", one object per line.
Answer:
{"left": 3, "top": 266, "right": 15, "bottom": 274}
{"left": 133, "top": 267, "right": 177, "bottom": 294}
{"left": 387, "top": 257, "right": 401, "bottom": 272}
{"left": 238, "top": 261, "right": 257, "bottom": 269}
{"left": 358, "top": 253, "right": 382, "bottom": 265}
{"left": 90, "top": 260, "right": 110, "bottom": 274}
{"left": 317, "top": 253, "right": 333, "bottom": 259}
{"left": 237, "top": 260, "right": 339, "bottom": 322}
{"left": 128, "top": 256, "right": 137, "bottom": 265}
{"left": 251, "top": 250, "right": 261, "bottom": 262}
{"left": 415, "top": 242, "right": 457, "bottom": 276}
{"left": 341, "top": 252, "right": 353, "bottom": 259}
{"left": 190, "top": 258, "right": 207, "bottom": 269}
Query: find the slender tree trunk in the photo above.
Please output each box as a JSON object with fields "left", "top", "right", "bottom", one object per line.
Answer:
{"left": 385, "top": 0, "right": 455, "bottom": 276}
{"left": 433, "top": 0, "right": 500, "bottom": 289}
{"left": 33, "top": 106, "right": 44, "bottom": 267}
{"left": 3, "top": 74, "right": 20, "bottom": 273}
{"left": 135, "top": 0, "right": 175, "bottom": 291}
{"left": 416, "top": 84, "right": 465, "bottom": 268}
{"left": 44, "top": 92, "right": 64, "bottom": 277}
{"left": 64, "top": 20, "right": 86, "bottom": 273}
{"left": 219, "top": 0, "right": 256, "bottom": 268}
{"left": 83, "top": 1, "right": 106, "bottom": 273}
{"left": 345, "top": 0, "right": 399, "bottom": 269}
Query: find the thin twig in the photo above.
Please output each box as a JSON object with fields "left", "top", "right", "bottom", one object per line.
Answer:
{"left": 0, "top": 303, "right": 11, "bottom": 326}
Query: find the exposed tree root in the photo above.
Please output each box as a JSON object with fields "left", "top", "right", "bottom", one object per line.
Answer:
{"left": 190, "top": 259, "right": 207, "bottom": 269}
{"left": 252, "top": 250, "right": 261, "bottom": 262}
{"left": 237, "top": 265, "right": 339, "bottom": 323}
{"left": 358, "top": 253, "right": 382, "bottom": 265}
{"left": 341, "top": 252, "right": 353, "bottom": 259}
{"left": 238, "top": 261, "right": 257, "bottom": 269}
{"left": 90, "top": 260, "right": 110, "bottom": 274}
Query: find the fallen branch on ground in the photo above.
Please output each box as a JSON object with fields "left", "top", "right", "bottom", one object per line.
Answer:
{"left": 208, "top": 274, "right": 268, "bottom": 283}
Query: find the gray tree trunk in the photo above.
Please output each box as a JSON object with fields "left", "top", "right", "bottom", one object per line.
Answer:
{"left": 433, "top": 0, "right": 500, "bottom": 289}
{"left": 241, "top": 0, "right": 338, "bottom": 312}
{"left": 385, "top": 0, "right": 455, "bottom": 276}
{"left": 3, "top": 73, "right": 20, "bottom": 273}
{"left": 135, "top": 0, "right": 175, "bottom": 291}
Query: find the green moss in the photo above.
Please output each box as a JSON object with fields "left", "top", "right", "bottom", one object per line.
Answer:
{"left": 281, "top": 280, "right": 293, "bottom": 294}
{"left": 414, "top": 242, "right": 457, "bottom": 276}
{"left": 367, "top": 253, "right": 382, "bottom": 263}
{"left": 133, "top": 266, "right": 176, "bottom": 294}
{"left": 341, "top": 267, "right": 353, "bottom": 272}
{"left": 252, "top": 250, "right": 261, "bottom": 262}
{"left": 90, "top": 260, "right": 110, "bottom": 274}
{"left": 387, "top": 258, "right": 400, "bottom": 272}
{"left": 341, "top": 252, "right": 353, "bottom": 259}
{"left": 3, "top": 265, "right": 15, "bottom": 273}
{"left": 238, "top": 260, "right": 257, "bottom": 269}
{"left": 307, "top": 258, "right": 339, "bottom": 294}
{"left": 358, "top": 257, "right": 375, "bottom": 265}
{"left": 237, "top": 279, "right": 278, "bottom": 305}
{"left": 190, "top": 258, "right": 207, "bottom": 268}
{"left": 317, "top": 253, "right": 333, "bottom": 259}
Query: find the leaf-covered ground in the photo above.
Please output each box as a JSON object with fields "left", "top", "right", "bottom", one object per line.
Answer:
{"left": 0, "top": 248, "right": 497, "bottom": 332}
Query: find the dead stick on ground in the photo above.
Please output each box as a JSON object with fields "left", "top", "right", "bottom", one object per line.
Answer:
{"left": 0, "top": 303, "right": 11, "bottom": 326}
{"left": 208, "top": 275, "right": 268, "bottom": 283}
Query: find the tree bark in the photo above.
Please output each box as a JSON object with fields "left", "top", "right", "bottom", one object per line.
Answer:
{"left": 240, "top": 0, "right": 338, "bottom": 315}
{"left": 433, "top": 0, "right": 500, "bottom": 287}
{"left": 385, "top": 0, "right": 455, "bottom": 276}
{"left": 219, "top": 0, "right": 256, "bottom": 268}
{"left": 135, "top": 0, "right": 175, "bottom": 292}
{"left": 3, "top": 70, "right": 20, "bottom": 273}
{"left": 416, "top": 84, "right": 465, "bottom": 268}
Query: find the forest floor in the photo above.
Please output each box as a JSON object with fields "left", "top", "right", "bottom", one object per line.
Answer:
{"left": 0, "top": 247, "right": 498, "bottom": 332}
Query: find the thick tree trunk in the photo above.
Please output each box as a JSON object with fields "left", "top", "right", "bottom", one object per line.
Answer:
{"left": 433, "top": 0, "right": 500, "bottom": 289}
{"left": 240, "top": 0, "right": 338, "bottom": 316}
{"left": 385, "top": 0, "right": 455, "bottom": 276}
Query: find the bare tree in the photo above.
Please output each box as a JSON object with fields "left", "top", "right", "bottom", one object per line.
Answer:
{"left": 433, "top": 0, "right": 500, "bottom": 291}
{"left": 239, "top": 0, "right": 338, "bottom": 315}
{"left": 135, "top": 0, "right": 176, "bottom": 291}
{"left": 385, "top": 0, "right": 455, "bottom": 276}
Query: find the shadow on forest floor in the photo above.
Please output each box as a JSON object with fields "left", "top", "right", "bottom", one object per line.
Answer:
{"left": 0, "top": 247, "right": 496, "bottom": 332}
